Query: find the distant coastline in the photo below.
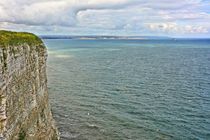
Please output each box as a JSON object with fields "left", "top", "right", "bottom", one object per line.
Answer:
{"left": 39, "top": 35, "right": 171, "bottom": 40}
{"left": 40, "top": 35, "right": 210, "bottom": 41}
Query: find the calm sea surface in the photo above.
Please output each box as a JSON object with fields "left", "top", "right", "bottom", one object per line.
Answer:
{"left": 43, "top": 39, "right": 210, "bottom": 140}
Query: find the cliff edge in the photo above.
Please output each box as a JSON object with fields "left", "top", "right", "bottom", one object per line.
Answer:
{"left": 0, "top": 30, "right": 59, "bottom": 140}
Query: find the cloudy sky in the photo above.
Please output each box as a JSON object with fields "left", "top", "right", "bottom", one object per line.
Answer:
{"left": 0, "top": 0, "right": 210, "bottom": 37}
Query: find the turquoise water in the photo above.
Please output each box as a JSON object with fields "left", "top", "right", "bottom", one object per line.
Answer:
{"left": 44, "top": 39, "right": 210, "bottom": 140}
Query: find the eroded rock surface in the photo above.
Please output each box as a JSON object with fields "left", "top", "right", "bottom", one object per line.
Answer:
{"left": 0, "top": 31, "right": 59, "bottom": 140}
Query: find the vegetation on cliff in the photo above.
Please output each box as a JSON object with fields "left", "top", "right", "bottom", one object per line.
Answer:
{"left": 0, "top": 30, "right": 43, "bottom": 47}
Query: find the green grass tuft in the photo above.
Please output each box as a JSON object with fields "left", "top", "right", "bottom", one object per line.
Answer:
{"left": 0, "top": 30, "right": 43, "bottom": 47}
{"left": 18, "top": 130, "right": 26, "bottom": 140}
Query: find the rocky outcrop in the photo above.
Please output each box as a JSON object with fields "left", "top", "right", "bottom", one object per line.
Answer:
{"left": 0, "top": 31, "right": 59, "bottom": 140}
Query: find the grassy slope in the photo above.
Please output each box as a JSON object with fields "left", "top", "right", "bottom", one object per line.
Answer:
{"left": 0, "top": 30, "right": 43, "bottom": 47}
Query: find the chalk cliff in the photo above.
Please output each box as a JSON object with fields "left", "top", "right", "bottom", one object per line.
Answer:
{"left": 0, "top": 31, "right": 59, "bottom": 140}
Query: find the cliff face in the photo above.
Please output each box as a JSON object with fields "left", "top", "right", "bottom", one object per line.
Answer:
{"left": 0, "top": 31, "right": 59, "bottom": 140}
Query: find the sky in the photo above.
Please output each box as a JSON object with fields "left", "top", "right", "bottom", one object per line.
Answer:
{"left": 0, "top": 0, "right": 210, "bottom": 37}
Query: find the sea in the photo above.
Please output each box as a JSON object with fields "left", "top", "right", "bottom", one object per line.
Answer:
{"left": 43, "top": 39, "right": 210, "bottom": 140}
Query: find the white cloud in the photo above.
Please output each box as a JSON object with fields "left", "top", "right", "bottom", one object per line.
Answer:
{"left": 0, "top": 0, "right": 210, "bottom": 36}
{"left": 147, "top": 22, "right": 208, "bottom": 33}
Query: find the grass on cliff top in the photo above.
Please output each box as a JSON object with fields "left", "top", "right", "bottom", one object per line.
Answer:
{"left": 0, "top": 30, "right": 43, "bottom": 47}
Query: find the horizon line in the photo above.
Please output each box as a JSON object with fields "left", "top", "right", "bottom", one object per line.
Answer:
{"left": 39, "top": 35, "right": 210, "bottom": 39}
